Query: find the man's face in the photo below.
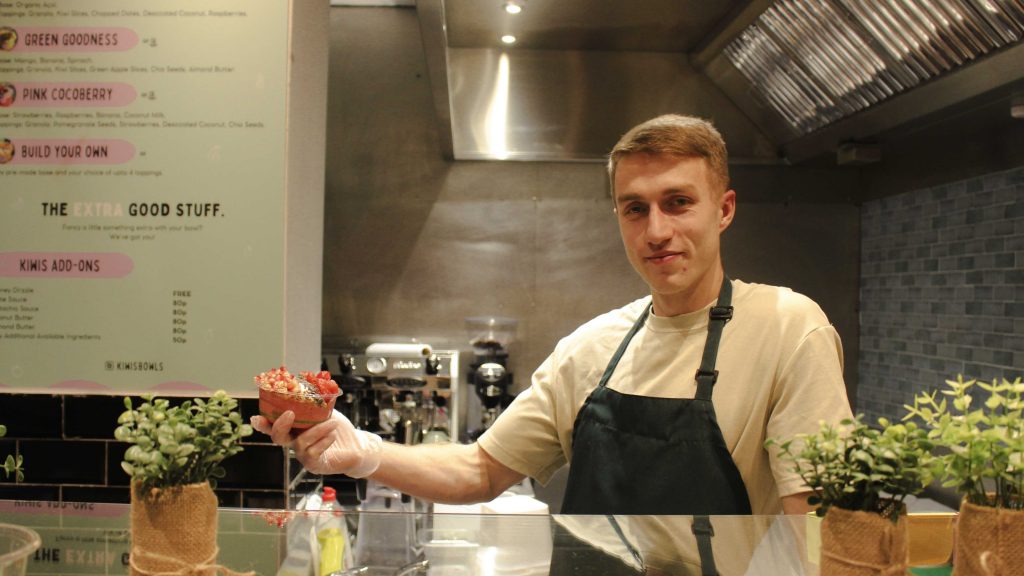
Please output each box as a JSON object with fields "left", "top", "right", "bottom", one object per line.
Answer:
{"left": 613, "top": 153, "right": 735, "bottom": 315}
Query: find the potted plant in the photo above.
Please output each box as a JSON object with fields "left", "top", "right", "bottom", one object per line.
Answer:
{"left": 1, "top": 424, "right": 24, "bottom": 481}
{"left": 114, "top": 391, "right": 253, "bottom": 576}
{"left": 766, "top": 415, "right": 941, "bottom": 575}
{"left": 904, "top": 375, "right": 1023, "bottom": 576}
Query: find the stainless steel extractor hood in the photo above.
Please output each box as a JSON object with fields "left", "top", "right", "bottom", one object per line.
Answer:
{"left": 415, "top": 0, "right": 1024, "bottom": 165}
{"left": 724, "top": 0, "right": 1024, "bottom": 135}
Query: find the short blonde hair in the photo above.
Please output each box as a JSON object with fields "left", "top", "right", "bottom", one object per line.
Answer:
{"left": 608, "top": 114, "right": 730, "bottom": 195}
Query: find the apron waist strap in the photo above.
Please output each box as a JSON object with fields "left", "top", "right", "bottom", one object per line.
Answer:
{"left": 691, "top": 516, "right": 719, "bottom": 576}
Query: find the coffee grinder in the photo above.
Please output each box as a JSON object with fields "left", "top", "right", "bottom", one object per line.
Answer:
{"left": 465, "top": 317, "right": 517, "bottom": 440}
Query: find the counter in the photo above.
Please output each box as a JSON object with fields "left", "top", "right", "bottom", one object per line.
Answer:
{"left": 0, "top": 500, "right": 954, "bottom": 575}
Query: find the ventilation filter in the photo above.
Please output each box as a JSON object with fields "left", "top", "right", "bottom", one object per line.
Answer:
{"left": 724, "top": 0, "right": 1024, "bottom": 134}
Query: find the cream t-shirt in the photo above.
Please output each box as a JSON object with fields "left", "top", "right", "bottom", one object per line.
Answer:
{"left": 478, "top": 279, "right": 853, "bottom": 514}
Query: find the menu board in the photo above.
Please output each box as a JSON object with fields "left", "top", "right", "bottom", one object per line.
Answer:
{"left": 0, "top": 1, "right": 290, "bottom": 394}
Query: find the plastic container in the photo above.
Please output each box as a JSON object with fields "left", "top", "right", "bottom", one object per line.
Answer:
{"left": 258, "top": 387, "right": 340, "bottom": 429}
{"left": 354, "top": 482, "right": 416, "bottom": 568}
{"left": 0, "top": 524, "right": 41, "bottom": 576}
{"left": 419, "top": 528, "right": 479, "bottom": 574}
{"left": 275, "top": 491, "right": 322, "bottom": 576}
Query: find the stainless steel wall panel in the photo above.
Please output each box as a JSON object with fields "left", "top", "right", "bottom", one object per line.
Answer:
{"left": 445, "top": 47, "right": 777, "bottom": 161}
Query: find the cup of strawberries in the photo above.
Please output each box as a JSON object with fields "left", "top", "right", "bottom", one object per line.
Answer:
{"left": 255, "top": 366, "right": 342, "bottom": 429}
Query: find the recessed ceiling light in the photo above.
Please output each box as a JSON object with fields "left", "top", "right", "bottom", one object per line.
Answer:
{"left": 501, "top": 34, "right": 517, "bottom": 44}
{"left": 504, "top": 2, "right": 522, "bottom": 14}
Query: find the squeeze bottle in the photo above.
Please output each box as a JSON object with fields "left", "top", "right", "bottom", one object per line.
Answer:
{"left": 317, "top": 487, "right": 346, "bottom": 576}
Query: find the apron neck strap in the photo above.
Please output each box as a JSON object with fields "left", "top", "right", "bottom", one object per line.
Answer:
{"left": 597, "top": 305, "right": 650, "bottom": 389}
{"left": 597, "top": 277, "right": 733, "bottom": 393}
{"left": 695, "top": 277, "right": 733, "bottom": 401}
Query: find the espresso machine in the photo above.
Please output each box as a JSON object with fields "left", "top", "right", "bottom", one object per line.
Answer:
{"left": 322, "top": 342, "right": 460, "bottom": 446}
{"left": 465, "top": 317, "right": 517, "bottom": 440}
{"left": 322, "top": 342, "right": 465, "bottom": 567}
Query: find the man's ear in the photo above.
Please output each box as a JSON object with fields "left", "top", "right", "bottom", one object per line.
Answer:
{"left": 719, "top": 189, "right": 736, "bottom": 231}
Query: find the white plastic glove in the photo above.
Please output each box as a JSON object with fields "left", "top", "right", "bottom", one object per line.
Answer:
{"left": 251, "top": 409, "right": 383, "bottom": 478}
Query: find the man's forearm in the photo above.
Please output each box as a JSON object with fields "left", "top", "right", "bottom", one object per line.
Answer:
{"left": 369, "top": 442, "right": 525, "bottom": 505}
{"left": 781, "top": 491, "right": 816, "bottom": 515}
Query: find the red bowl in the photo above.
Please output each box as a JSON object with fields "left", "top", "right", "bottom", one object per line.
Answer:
{"left": 258, "top": 386, "right": 339, "bottom": 429}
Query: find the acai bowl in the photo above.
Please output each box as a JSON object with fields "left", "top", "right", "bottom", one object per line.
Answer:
{"left": 255, "top": 367, "right": 341, "bottom": 429}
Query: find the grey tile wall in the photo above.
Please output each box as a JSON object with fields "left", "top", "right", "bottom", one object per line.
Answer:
{"left": 858, "top": 166, "right": 1024, "bottom": 423}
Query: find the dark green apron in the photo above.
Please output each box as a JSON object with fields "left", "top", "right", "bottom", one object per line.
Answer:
{"left": 554, "top": 278, "right": 750, "bottom": 574}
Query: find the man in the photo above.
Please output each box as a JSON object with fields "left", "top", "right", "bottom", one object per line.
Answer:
{"left": 253, "top": 114, "right": 851, "bottom": 516}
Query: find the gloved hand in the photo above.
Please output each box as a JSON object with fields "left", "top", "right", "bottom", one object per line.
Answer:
{"left": 250, "top": 409, "right": 383, "bottom": 478}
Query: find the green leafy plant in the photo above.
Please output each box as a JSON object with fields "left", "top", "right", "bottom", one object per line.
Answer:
{"left": 766, "top": 415, "right": 941, "bottom": 523}
{"left": 1, "top": 424, "right": 24, "bottom": 482}
{"left": 114, "top": 390, "right": 253, "bottom": 493}
{"left": 904, "top": 375, "right": 1023, "bottom": 510}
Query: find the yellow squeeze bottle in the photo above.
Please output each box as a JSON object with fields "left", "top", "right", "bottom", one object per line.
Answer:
{"left": 317, "top": 487, "right": 345, "bottom": 576}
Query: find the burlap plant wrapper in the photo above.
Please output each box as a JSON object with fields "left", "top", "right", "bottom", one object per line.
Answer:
{"left": 129, "top": 481, "right": 253, "bottom": 576}
{"left": 954, "top": 500, "right": 1024, "bottom": 576}
{"left": 819, "top": 507, "right": 909, "bottom": 576}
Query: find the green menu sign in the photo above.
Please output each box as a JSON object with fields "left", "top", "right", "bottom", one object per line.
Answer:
{"left": 0, "top": 0, "right": 290, "bottom": 394}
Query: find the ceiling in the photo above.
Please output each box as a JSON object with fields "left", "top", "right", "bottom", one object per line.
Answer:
{"left": 411, "top": 0, "right": 1024, "bottom": 170}
{"left": 444, "top": 0, "right": 745, "bottom": 52}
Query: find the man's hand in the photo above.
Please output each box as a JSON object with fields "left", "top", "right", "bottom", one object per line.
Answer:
{"left": 250, "top": 410, "right": 382, "bottom": 477}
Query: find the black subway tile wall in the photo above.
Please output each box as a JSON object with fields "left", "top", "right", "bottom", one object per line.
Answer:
{"left": 0, "top": 393, "right": 289, "bottom": 507}
{"left": 64, "top": 394, "right": 129, "bottom": 439}
{"left": 859, "top": 166, "right": 1024, "bottom": 422}
{"left": 62, "top": 486, "right": 131, "bottom": 504}
{"left": 237, "top": 398, "right": 260, "bottom": 422}
{"left": 0, "top": 485, "right": 58, "bottom": 501}
{"left": 106, "top": 442, "right": 132, "bottom": 487}
{"left": 19, "top": 440, "right": 106, "bottom": 484}
{"left": 0, "top": 438, "right": 14, "bottom": 478}
{"left": 0, "top": 394, "right": 62, "bottom": 438}
{"left": 220, "top": 445, "right": 287, "bottom": 490}
{"left": 242, "top": 492, "right": 287, "bottom": 509}
{"left": 214, "top": 490, "right": 243, "bottom": 508}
